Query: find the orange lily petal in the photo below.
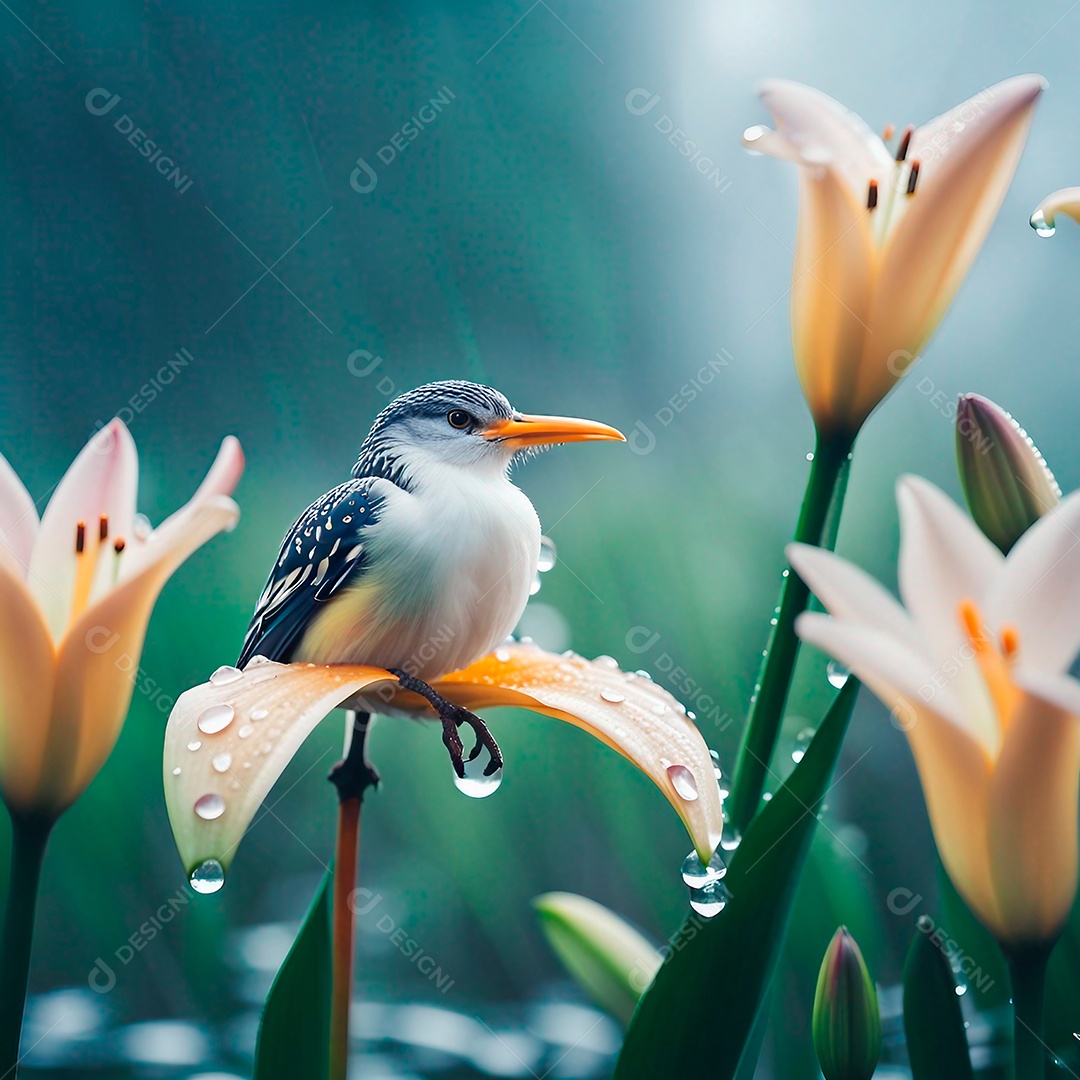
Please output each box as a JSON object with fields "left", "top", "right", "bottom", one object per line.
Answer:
{"left": 432, "top": 644, "right": 724, "bottom": 862}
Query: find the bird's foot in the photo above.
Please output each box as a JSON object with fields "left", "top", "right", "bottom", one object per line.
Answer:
{"left": 389, "top": 669, "right": 504, "bottom": 778}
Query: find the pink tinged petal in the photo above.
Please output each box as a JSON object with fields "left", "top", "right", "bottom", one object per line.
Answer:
{"left": 190, "top": 435, "right": 244, "bottom": 502}
{"left": 47, "top": 495, "right": 242, "bottom": 813}
{"left": 432, "top": 644, "right": 725, "bottom": 862}
{"left": 986, "top": 675, "right": 1080, "bottom": 943}
{"left": 786, "top": 543, "right": 927, "bottom": 655}
{"left": 28, "top": 420, "right": 139, "bottom": 641}
{"left": 164, "top": 662, "right": 395, "bottom": 874}
{"left": 984, "top": 489, "right": 1080, "bottom": 673}
{"left": 1031, "top": 186, "right": 1080, "bottom": 233}
{"left": 0, "top": 450, "right": 38, "bottom": 578}
{"left": 871, "top": 76, "right": 1044, "bottom": 366}
{"left": 0, "top": 561, "right": 55, "bottom": 812}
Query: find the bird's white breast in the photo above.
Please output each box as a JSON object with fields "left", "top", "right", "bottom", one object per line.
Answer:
{"left": 295, "top": 467, "right": 541, "bottom": 680}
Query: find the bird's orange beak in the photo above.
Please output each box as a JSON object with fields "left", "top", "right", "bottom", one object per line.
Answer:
{"left": 482, "top": 413, "right": 626, "bottom": 448}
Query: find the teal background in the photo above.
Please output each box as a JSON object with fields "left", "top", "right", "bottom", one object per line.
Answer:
{"left": 2, "top": 0, "right": 1080, "bottom": 1076}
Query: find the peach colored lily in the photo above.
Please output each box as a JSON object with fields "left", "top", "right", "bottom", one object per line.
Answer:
{"left": 743, "top": 76, "right": 1044, "bottom": 438}
{"left": 790, "top": 477, "right": 1080, "bottom": 944}
{"left": 0, "top": 420, "right": 242, "bottom": 817}
{"left": 163, "top": 643, "right": 724, "bottom": 885}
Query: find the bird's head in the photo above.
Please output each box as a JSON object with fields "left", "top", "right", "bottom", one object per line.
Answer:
{"left": 353, "top": 381, "right": 625, "bottom": 484}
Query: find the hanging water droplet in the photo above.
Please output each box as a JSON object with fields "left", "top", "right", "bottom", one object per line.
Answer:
{"left": 593, "top": 655, "right": 619, "bottom": 669}
{"left": 635, "top": 669, "right": 652, "bottom": 681}
{"left": 529, "top": 574, "right": 542, "bottom": 596}
{"left": 761, "top": 791, "right": 772, "bottom": 801}
{"left": 806, "top": 451, "right": 814, "bottom": 461}
{"left": 689, "top": 879, "right": 730, "bottom": 917}
{"left": 453, "top": 755, "right": 503, "bottom": 798}
{"left": 194, "top": 793, "right": 225, "bottom": 820}
{"left": 826, "top": 660, "right": 850, "bottom": 689}
{"left": 791, "top": 726, "right": 816, "bottom": 763}
{"left": 238, "top": 724, "right": 254, "bottom": 739}
{"left": 1030, "top": 208, "right": 1056, "bottom": 237}
{"left": 600, "top": 688, "right": 625, "bottom": 704}
{"left": 495, "top": 648, "right": 511, "bottom": 662}
{"left": 955, "top": 984, "right": 967, "bottom": 996}
{"left": 189, "top": 859, "right": 225, "bottom": 894}
{"left": 132, "top": 512, "right": 153, "bottom": 539}
{"left": 197, "top": 704, "right": 234, "bottom": 735}
{"left": 718, "top": 786, "right": 730, "bottom": 798}
{"left": 211, "top": 752, "right": 232, "bottom": 773}
{"left": 680, "top": 848, "right": 727, "bottom": 889}
{"left": 186, "top": 740, "right": 202, "bottom": 752}
{"left": 720, "top": 830, "right": 742, "bottom": 852}
{"left": 666, "top": 764, "right": 699, "bottom": 802}
{"left": 537, "top": 535, "right": 557, "bottom": 573}
{"left": 209, "top": 665, "right": 244, "bottom": 686}
{"left": 250, "top": 708, "right": 269, "bottom": 721}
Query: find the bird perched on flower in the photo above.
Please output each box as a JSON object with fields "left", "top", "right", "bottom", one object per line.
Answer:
{"left": 237, "top": 380, "right": 625, "bottom": 777}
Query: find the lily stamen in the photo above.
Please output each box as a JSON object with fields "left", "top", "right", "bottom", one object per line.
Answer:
{"left": 882, "top": 123, "right": 895, "bottom": 142}
{"left": 906, "top": 160, "right": 921, "bottom": 196}
{"left": 958, "top": 598, "right": 1020, "bottom": 731}
{"left": 867, "top": 180, "right": 879, "bottom": 211}
{"left": 895, "top": 124, "right": 914, "bottom": 162}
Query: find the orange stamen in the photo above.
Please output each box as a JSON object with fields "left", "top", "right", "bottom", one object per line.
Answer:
{"left": 882, "top": 123, "right": 895, "bottom": 142}
{"left": 958, "top": 599, "right": 1021, "bottom": 732}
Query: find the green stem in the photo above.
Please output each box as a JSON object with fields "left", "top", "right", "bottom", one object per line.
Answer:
{"left": 727, "top": 428, "right": 854, "bottom": 835}
{"left": 0, "top": 813, "right": 52, "bottom": 1078}
{"left": 1006, "top": 945, "right": 1051, "bottom": 1080}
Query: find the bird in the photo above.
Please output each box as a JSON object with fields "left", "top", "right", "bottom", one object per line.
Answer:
{"left": 237, "top": 380, "right": 625, "bottom": 781}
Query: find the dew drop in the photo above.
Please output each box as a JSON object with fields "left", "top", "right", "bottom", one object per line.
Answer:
{"left": 171, "top": 766, "right": 181, "bottom": 776}
{"left": 537, "top": 535, "right": 557, "bottom": 573}
{"left": 593, "top": 655, "right": 619, "bottom": 670}
{"left": 209, "top": 665, "right": 244, "bottom": 686}
{"left": 250, "top": 708, "right": 269, "bottom": 722}
{"left": 600, "top": 688, "right": 626, "bottom": 704}
{"left": 495, "top": 648, "right": 511, "bottom": 662}
{"left": 791, "top": 726, "right": 816, "bottom": 763}
{"left": 720, "top": 830, "right": 742, "bottom": 852}
{"left": 680, "top": 848, "right": 727, "bottom": 889}
{"left": 665, "top": 764, "right": 699, "bottom": 802}
{"left": 955, "top": 984, "right": 967, "bottom": 996}
{"left": 238, "top": 724, "right": 254, "bottom": 739}
{"left": 187, "top": 740, "right": 202, "bottom": 752}
{"left": 453, "top": 755, "right": 503, "bottom": 798}
{"left": 197, "top": 704, "right": 235, "bottom": 735}
{"left": 211, "top": 752, "right": 233, "bottom": 773}
{"left": 1030, "top": 208, "right": 1056, "bottom": 237}
{"left": 635, "top": 669, "right": 652, "bottom": 681}
{"left": 826, "top": 660, "right": 850, "bottom": 689}
{"left": 806, "top": 451, "right": 814, "bottom": 461}
{"left": 689, "top": 880, "right": 730, "bottom": 918}
{"left": 529, "top": 574, "right": 542, "bottom": 596}
{"left": 189, "top": 859, "right": 225, "bottom": 894}
{"left": 194, "top": 793, "right": 225, "bottom": 820}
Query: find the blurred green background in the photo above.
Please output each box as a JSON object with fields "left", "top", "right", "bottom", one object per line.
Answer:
{"left": 2, "top": 0, "right": 1080, "bottom": 1076}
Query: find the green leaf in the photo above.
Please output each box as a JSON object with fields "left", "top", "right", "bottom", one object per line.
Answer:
{"left": 614, "top": 681, "right": 859, "bottom": 1080}
{"left": 254, "top": 869, "right": 332, "bottom": 1080}
{"left": 902, "top": 924, "right": 975, "bottom": 1080}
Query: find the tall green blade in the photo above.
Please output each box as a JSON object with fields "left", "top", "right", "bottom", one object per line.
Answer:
{"left": 254, "top": 869, "right": 333, "bottom": 1080}
{"left": 903, "top": 925, "right": 975, "bottom": 1079}
{"left": 614, "top": 681, "right": 859, "bottom": 1080}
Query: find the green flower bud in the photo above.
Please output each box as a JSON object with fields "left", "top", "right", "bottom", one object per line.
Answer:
{"left": 956, "top": 393, "right": 1060, "bottom": 553}
{"left": 812, "top": 927, "right": 881, "bottom": 1080}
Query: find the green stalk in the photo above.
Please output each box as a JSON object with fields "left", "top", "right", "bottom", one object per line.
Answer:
{"left": 1005, "top": 945, "right": 1051, "bottom": 1080}
{"left": 727, "top": 428, "right": 854, "bottom": 836}
{"left": 0, "top": 813, "right": 52, "bottom": 1078}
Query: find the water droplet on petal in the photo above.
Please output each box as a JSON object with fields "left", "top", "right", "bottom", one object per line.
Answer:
{"left": 689, "top": 879, "right": 730, "bottom": 917}
{"left": 635, "top": 669, "right": 652, "bottom": 681}
{"left": 600, "top": 688, "right": 625, "bottom": 704}
{"left": 680, "top": 848, "right": 727, "bottom": 888}
{"left": 593, "top": 655, "right": 619, "bottom": 669}
{"left": 194, "top": 793, "right": 225, "bottom": 820}
{"left": 250, "top": 708, "right": 269, "bottom": 721}
{"left": 172, "top": 766, "right": 181, "bottom": 776}
{"left": 955, "top": 984, "right": 967, "bottom": 995}
{"left": 238, "top": 724, "right": 254, "bottom": 739}
{"left": 209, "top": 665, "right": 244, "bottom": 686}
{"left": 211, "top": 752, "right": 232, "bottom": 773}
{"left": 453, "top": 755, "right": 503, "bottom": 798}
{"left": 666, "top": 764, "right": 699, "bottom": 801}
{"left": 495, "top": 648, "right": 511, "bottom": 662}
{"left": 1030, "top": 208, "right": 1056, "bottom": 237}
{"left": 197, "top": 704, "right": 234, "bottom": 735}
{"left": 187, "top": 740, "right": 202, "bottom": 752}
{"left": 189, "top": 859, "right": 225, "bottom": 894}
{"left": 720, "top": 830, "right": 742, "bottom": 852}
{"left": 529, "top": 574, "right": 542, "bottom": 596}
{"left": 132, "top": 512, "right": 153, "bottom": 539}
{"left": 537, "top": 535, "right": 557, "bottom": 572}
{"left": 826, "top": 660, "right": 850, "bottom": 689}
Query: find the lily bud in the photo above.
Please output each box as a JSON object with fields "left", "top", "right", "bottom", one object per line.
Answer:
{"left": 956, "top": 393, "right": 1060, "bottom": 553}
{"left": 812, "top": 927, "right": 881, "bottom": 1080}
{"left": 533, "top": 892, "right": 661, "bottom": 1026}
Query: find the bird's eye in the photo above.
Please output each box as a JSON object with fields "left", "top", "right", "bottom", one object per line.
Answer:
{"left": 447, "top": 409, "right": 473, "bottom": 429}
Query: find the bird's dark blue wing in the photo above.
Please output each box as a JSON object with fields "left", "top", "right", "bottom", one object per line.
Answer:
{"left": 237, "top": 478, "right": 385, "bottom": 666}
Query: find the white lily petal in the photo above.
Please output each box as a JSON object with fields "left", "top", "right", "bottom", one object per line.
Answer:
{"left": 984, "top": 489, "right": 1080, "bottom": 672}
{"left": 897, "top": 476, "right": 1003, "bottom": 656}
{"left": 1031, "top": 186, "right": 1080, "bottom": 232}
{"left": 29, "top": 419, "right": 138, "bottom": 641}
{"left": 433, "top": 644, "right": 725, "bottom": 863}
{"left": 787, "top": 542, "right": 927, "bottom": 655}
{"left": 164, "top": 662, "right": 395, "bottom": 876}
{"left": 0, "top": 448, "right": 38, "bottom": 578}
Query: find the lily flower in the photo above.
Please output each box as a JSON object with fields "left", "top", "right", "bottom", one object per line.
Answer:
{"left": 789, "top": 477, "right": 1080, "bottom": 945}
{"left": 162, "top": 643, "right": 724, "bottom": 890}
{"left": 743, "top": 76, "right": 1044, "bottom": 439}
{"left": 1030, "top": 187, "right": 1080, "bottom": 236}
{"left": 0, "top": 420, "right": 243, "bottom": 817}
